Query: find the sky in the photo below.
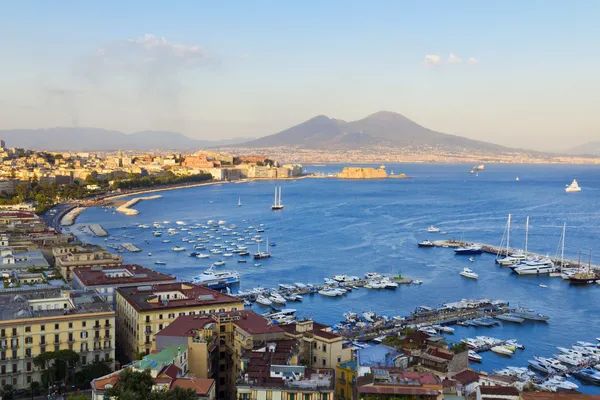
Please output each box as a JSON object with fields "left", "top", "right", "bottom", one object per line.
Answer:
{"left": 0, "top": 0, "right": 599, "bottom": 151}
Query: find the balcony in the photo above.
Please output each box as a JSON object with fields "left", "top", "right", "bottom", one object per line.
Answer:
{"left": 93, "top": 325, "right": 101, "bottom": 330}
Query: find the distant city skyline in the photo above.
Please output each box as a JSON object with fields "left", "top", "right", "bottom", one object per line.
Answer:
{"left": 0, "top": 0, "right": 598, "bottom": 152}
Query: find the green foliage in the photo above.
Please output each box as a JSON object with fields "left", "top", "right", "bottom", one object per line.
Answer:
{"left": 106, "top": 370, "right": 197, "bottom": 400}
{"left": 111, "top": 172, "right": 212, "bottom": 190}
{"left": 450, "top": 341, "right": 468, "bottom": 354}
{"left": 0, "top": 384, "right": 14, "bottom": 400}
{"left": 34, "top": 350, "right": 80, "bottom": 386}
{"left": 75, "top": 362, "right": 112, "bottom": 386}
{"left": 67, "top": 393, "right": 91, "bottom": 400}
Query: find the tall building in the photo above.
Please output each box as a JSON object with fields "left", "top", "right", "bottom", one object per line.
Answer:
{"left": 52, "top": 244, "right": 123, "bottom": 280}
{"left": 115, "top": 283, "right": 244, "bottom": 361}
{"left": 0, "top": 287, "right": 115, "bottom": 389}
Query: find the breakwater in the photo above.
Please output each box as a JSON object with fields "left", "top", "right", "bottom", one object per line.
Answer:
{"left": 89, "top": 224, "right": 108, "bottom": 237}
{"left": 116, "top": 195, "right": 162, "bottom": 216}
{"left": 60, "top": 207, "right": 87, "bottom": 226}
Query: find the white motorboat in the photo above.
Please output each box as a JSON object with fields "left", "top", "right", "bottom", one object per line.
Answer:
{"left": 534, "top": 358, "right": 567, "bottom": 373}
{"left": 491, "top": 346, "right": 514, "bottom": 356}
{"left": 497, "top": 253, "right": 527, "bottom": 266}
{"left": 318, "top": 289, "right": 341, "bottom": 297}
{"left": 172, "top": 246, "right": 186, "bottom": 252}
{"left": 513, "top": 259, "right": 556, "bottom": 275}
{"left": 362, "top": 311, "right": 376, "bottom": 322}
{"left": 223, "top": 253, "right": 233, "bottom": 257}
{"left": 333, "top": 274, "right": 348, "bottom": 282}
{"left": 197, "top": 253, "right": 210, "bottom": 259}
{"left": 427, "top": 226, "right": 441, "bottom": 233}
{"left": 468, "top": 350, "right": 482, "bottom": 362}
{"left": 412, "top": 280, "right": 423, "bottom": 285}
{"left": 256, "top": 295, "right": 272, "bottom": 306}
{"left": 380, "top": 277, "right": 398, "bottom": 289}
{"left": 364, "top": 281, "right": 387, "bottom": 289}
{"left": 295, "top": 282, "right": 307, "bottom": 289}
{"left": 460, "top": 268, "right": 478, "bottom": 279}
{"left": 418, "top": 326, "right": 437, "bottom": 335}
{"left": 554, "top": 353, "right": 584, "bottom": 367}
{"left": 154, "top": 261, "right": 166, "bottom": 265}
{"left": 213, "top": 261, "right": 226, "bottom": 267}
{"left": 364, "top": 272, "right": 381, "bottom": 280}
{"left": 269, "top": 293, "right": 287, "bottom": 305}
{"left": 565, "top": 179, "right": 582, "bottom": 193}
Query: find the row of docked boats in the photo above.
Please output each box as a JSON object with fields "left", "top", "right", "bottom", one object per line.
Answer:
{"left": 462, "top": 336, "right": 525, "bottom": 357}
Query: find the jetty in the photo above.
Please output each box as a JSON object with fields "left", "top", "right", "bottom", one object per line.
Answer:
{"left": 431, "top": 239, "right": 600, "bottom": 271}
{"left": 60, "top": 207, "right": 87, "bottom": 226}
{"left": 122, "top": 243, "right": 141, "bottom": 252}
{"left": 88, "top": 224, "right": 108, "bottom": 237}
{"left": 116, "top": 195, "right": 162, "bottom": 216}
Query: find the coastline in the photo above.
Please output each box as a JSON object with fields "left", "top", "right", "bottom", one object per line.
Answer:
{"left": 60, "top": 206, "right": 87, "bottom": 226}
{"left": 115, "top": 195, "right": 163, "bottom": 216}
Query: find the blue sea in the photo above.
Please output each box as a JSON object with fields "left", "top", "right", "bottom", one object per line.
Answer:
{"left": 71, "top": 163, "right": 600, "bottom": 392}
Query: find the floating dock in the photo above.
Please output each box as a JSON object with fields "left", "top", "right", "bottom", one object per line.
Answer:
{"left": 89, "top": 224, "right": 108, "bottom": 237}
{"left": 431, "top": 240, "right": 600, "bottom": 271}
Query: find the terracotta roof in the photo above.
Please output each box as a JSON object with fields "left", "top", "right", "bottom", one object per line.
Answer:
{"left": 73, "top": 264, "right": 176, "bottom": 287}
{"left": 158, "top": 364, "right": 180, "bottom": 380}
{"left": 91, "top": 373, "right": 120, "bottom": 390}
{"left": 358, "top": 387, "right": 440, "bottom": 396}
{"left": 231, "top": 310, "right": 285, "bottom": 335}
{"left": 117, "top": 282, "right": 242, "bottom": 311}
{"left": 156, "top": 315, "right": 218, "bottom": 337}
{"left": 453, "top": 370, "right": 481, "bottom": 385}
{"left": 442, "top": 379, "right": 458, "bottom": 388}
{"left": 171, "top": 378, "right": 214, "bottom": 395}
{"left": 521, "top": 394, "right": 600, "bottom": 400}
{"left": 280, "top": 321, "right": 342, "bottom": 340}
{"left": 479, "top": 386, "right": 520, "bottom": 396}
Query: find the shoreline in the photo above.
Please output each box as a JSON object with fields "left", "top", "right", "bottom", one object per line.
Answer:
{"left": 60, "top": 206, "right": 87, "bottom": 226}
{"left": 115, "top": 195, "right": 163, "bottom": 216}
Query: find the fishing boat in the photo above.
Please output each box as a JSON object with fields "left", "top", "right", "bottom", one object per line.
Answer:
{"left": 271, "top": 186, "right": 284, "bottom": 210}
{"left": 565, "top": 179, "right": 582, "bottom": 193}
{"left": 418, "top": 240, "right": 434, "bottom": 247}
{"left": 460, "top": 268, "right": 478, "bottom": 279}
{"left": 455, "top": 245, "right": 483, "bottom": 255}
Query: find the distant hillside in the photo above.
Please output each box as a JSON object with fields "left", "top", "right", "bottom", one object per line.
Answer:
{"left": 239, "top": 111, "right": 512, "bottom": 152}
{"left": 0, "top": 128, "right": 251, "bottom": 151}
{"left": 568, "top": 141, "right": 600, "bottom": 156}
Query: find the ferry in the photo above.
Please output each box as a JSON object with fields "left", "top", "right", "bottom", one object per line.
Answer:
{"left": 193, "top": 267, "right": 240, "bottom": 288}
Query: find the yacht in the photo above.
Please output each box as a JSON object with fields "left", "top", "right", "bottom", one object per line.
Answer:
{"left": 513, "top": 259, "right": 556, "bottom": 275}
{"left": 380, "top": 277, "right": 398, "bottom": 289}
{"left": 253, "top": 239, "right": 272, "bottom": 259}
{"left": 256, "top": 295, "right": 272, "bottom": 306}
{"left": 269, "top": 293, "right": 287, "bottom": 305}
{"left": 565, "top": 179, "right": 582, "bottom": 193}
{"left": 153, "top": 231, "right": 162, "bottom": 237}
{"left": 333, "top": 275, "right": 348, "bottom": 282}
{"left": 455, "top": 245, "right": 483, "bottom": 255}
{"left": 295, "top": 282, "right": 307, "bottom": 289}
{"left": 418, "top": 327, "right": 437, "bottom": 335}
{"left": 460, "top": 268, "right": 478, "bottom": 279}
{"left": 193, "top": 268, "right": 240, "bottom": 287}
{"left": 534, "top": 357, "right": 569, "bottom": 372}
{"left": 468, "top": 350, "right": 482, "bottom": 362}
{"left": 575, "top": 368, "right": 600, "bottom": 384}
{"left": 497, "top": 253, "right": 527, "bottom": 266}
{"left": 495, "top": 314, "right": 525, "bottom": 323}
{"left": 554, "top": 353, "right": 586, "bottom": 366}
{"left": 364, "top": 272, "right": 381, "bottom": 280}
{"left": 271, "top": 186, "right": 284, "bottom": 210}
{"left": 510, "top": 307, "right": 549, "bottom": 321}
{"left": 491, "top": 346, "right": 514, "bottom": 356}
{"left": 528, "top": 359, "right": 557, "bottom": 375}
{"left": 318, "top": 289, "right": 342, "bottom": 297}
{"left": 172, "top": 246, "right": 186, "bottom": 252}
{"left": 418, "top": 240, "right": 434, "bottom": 248}
{"left": 427, "top": 226, "right": 441, "bottom": 233}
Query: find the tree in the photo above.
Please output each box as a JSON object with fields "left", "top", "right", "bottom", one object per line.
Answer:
{"left": 105, "top": 370, "right": 196, "bottom": 400}
{"left": 67, "top": 394, "right": 90, "bottom": 400}
{"left": 75, "top": 362, "right": 112, "bottom": 386}
{"left": 34, "top": 350, "right": 80, "bottom": 387}
{"left": 0, "top": 384, "right": 14, "bottom": 400}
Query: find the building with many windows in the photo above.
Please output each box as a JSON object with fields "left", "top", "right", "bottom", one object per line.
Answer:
{"left": 53, "top": 244, "right": 122, "bottom": 281}
{"left": 0, "top": 287, "right": 115, "bottom": 389}
{"left": 115, "top": 283, "right": 244, "bottom": 362}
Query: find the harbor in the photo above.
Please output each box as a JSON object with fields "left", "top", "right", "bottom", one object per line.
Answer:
{"left": 115, "top": 195, "right": 163, "bottom": 216}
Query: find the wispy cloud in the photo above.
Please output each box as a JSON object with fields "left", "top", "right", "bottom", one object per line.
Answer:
{"left": 447, "top": 53, "right": 462, "bottom": 64}
{"left": 424, "top": 54, "right": 442, "bottom": 66}
{"left": 468, "top": 57, "right": 479, "bottom": 64}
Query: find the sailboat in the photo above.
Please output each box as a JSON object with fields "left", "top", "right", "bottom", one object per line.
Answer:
{"left": 253, "top": 238, "right": 272, "bottom": 259}
{"left": 565, "top": 179, "right": 581, "bottom": 193}
{"left": 271, "top": 186, "right": 284, "bottom": 210}
{"left": 497, "top": 215, "right": 527, "bottom": 266}
{"left": 238, "top": 197, "right": 242, "bottom": 207}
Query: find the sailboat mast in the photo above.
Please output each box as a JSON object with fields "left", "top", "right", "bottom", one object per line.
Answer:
{"left": 278, "top": 186, "right": 282, "bottom": 206}
{"left": 506, "top": 214, "right": 511, "bottom": 256}
{"left": 561, "top": 222, "right": 566, "bottom": 270}
{"left": 524, "top": 216, "right": 529, "bottom": 256}
{"left": 274, "top": 187, "right": 277, "bottom": 205}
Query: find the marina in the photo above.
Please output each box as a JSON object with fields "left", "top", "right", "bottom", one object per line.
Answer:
{"left": 69, "top": 163, "right": 600, "bottom": 393}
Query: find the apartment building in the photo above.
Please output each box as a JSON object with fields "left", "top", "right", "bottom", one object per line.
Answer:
{"left": 115, "top": 283, "right": 244, "bottom": 362}
{"left": 71, "top": 264, "right": 176, "bottom": 307}
{"left": 280, "top": 320, "right": 352, "bottom": 369}
{"left": 0, "top": 287, "right": 115, "bottom": 389}
{"left": 52, "top": 244, "right": 123, "bottom": 280}
{"left": 236, "top": 339, "right": 335, "bottom": 400}
{"left": 356, "top": 370, "right": 443, "bottom": 400}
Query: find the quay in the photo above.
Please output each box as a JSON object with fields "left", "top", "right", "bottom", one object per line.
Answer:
{"left": 122, "top": 243, "right": 141, "bottom": 252}
{"left": 116, "top": 195, "right": 162, "bottom": 216}
{"left": 89, "top": 224, "right": 108, "bottom": 237}
{"left": 431, "top": 240, "right": 600, "bottom": 271}
{"left": 60, "top": 206, "right": 86, "bottom": 226}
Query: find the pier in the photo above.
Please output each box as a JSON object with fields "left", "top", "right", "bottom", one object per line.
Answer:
{"left": 89, "top": 224, "right": 108, "bottom": 237}
{"left": 122, "top": 243, "right": 141, "bottom": 252}
{"left": 116, "top": 195, "right": 162, "bottom": 216}
{"left": 60, "top": 206, "right": 87, "bottom": 226}
{"left": 431, "top": 240, "right": 600, "bottom": 271}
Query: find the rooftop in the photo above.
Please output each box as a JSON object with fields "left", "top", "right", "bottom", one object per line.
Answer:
{"left": 280, "top": 320, "right": 342, "bottom": 340}
{"left": 520, "top": 394, "right": 600, "bottom": 400}
{"left": 357, "top": 344, "right": 404, "bottom": 368}
{"left": 357, "top": 370, "right": 442, "bottom": 396}
{"left": 73, "top": 264, "right": 176, "bottom": 287}
{"left": 117, "top": 282, "right": 242, "bottom": 311}
{"left": 170, "top": 377, "right": 214, "bottom": 395}
{"left": 0, "top": 287, "right": 113, "bottom": 322}
{"left": 479, "top": 386, "right": 520, "bottom": 396}
{"left": 453, "top": 370, "right": 481, "bottom": 385}
{"left": 156, "top": 315, "right": 218, "bottom": 337}
{"left": 136, "top": 345, "right": 186, "bottom": 371}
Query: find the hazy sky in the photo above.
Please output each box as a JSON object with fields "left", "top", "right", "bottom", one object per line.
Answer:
{"left": 0, "top": 0, "right": 598, "bottom": 151}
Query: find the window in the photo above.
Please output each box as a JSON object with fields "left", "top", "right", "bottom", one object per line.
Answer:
{"left": 146, "top": 316, "right": 150, "bottom": 323}
{"left": 80, "top": 332, "right": 88, "bottom": 339}
{"left": 40, "top": 336, "right": 46, "bottom": 345}
{"left": 25, "top": 326, "right": 31, "bottom": 333}
{"left": 0, "top": 329, "right": 4, "bottom": 337}
{"left": 313, "top": 355, "right": 316, "bottom": 363}
{"left": 11, "top": 328, "right": 16, "bottom": 336}
{"left": 11, "top": 350, "right": 17, "bottom": 359}
{"left": 40, "top": 346, "right": 46, "bottom": 353}
{"left": 81, "top": 356, "right": 86, "bottom": 365}
{"left": 220, "top": 326, "right": 225, "bottom": 333}
{"left": 68, "top": 333, "right": 73, "bottom": 342}
{"left": 337, "top": 356, "right": 341, "bottom": 363}
{"left": 54, "top": 334, "right": 60, "bottom": 343}
{"left": 341, "top": 371, "right": 345, "bottom": 380}
{"left": 179, "top": 312, "right": 185, "bottom": 316}
{"left": 27, "top": 376, "right": 31, "bottom": 384}
{"left": 321, "top": 394, "right": 328, "bottom": 400}
{"left": 82, "top": 321, "right": 87, "bottom": 327}
{"left": 54, "top": 324, "right": 59, "bottom": 330}
{"left": 68, "top": 322, "right": 73, "bottom": 329}
{"left": 168, "top": 313, "right": 175, "bottom": 318}
{"left": 25, "top": 337, "right": 33, "bottom": 344}
{"left": 54, "top": 345, "right": 60, "bottom": 351}
{"left": 95, "top": 320, "right": 99, "bottom": 327}
{"left": 105, "top": 319, "right": 110, "bottom": 326}
{"left": 105, "top": 353, "right": 109, "bottom": 361}
{"left": 159, "top": 324, "right": 163, "bottom": 330}
{"left": 25, "top": 349, "right": 31, "bottom": 358}
{"left": 40, "top": 325, "right": 45, "bottom": 331}
{"left": 12, "top": 364, "right": 17, "bottom": 373}
{"left": 266, "top": 391, "right": 273, "bottom": 400}
{"left": 322, "top": 358, "right": 326, "bottom": 367}
{"left": 159, "top": 314, "right": 163, "bottom": 320}
{"left": 189, "top": 311, "right": 195, "bottom": 315}
{"left": 304, "top": 395, "right": 311, "bottom": 400}
{"left": 322, "top": 344, "right": 327, "bottom": 351}
{"left": 231, "top": 307, "right": 237, "bottom": 311}
{"left": 289, "top": 394, "right": 295, "bottom": 400}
